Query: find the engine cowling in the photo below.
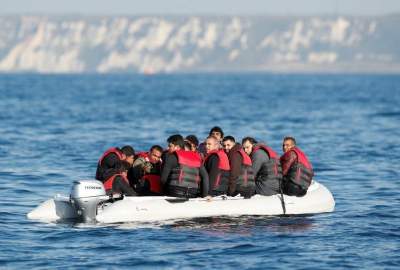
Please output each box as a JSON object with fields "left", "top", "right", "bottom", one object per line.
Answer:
{"left": 70, "top": 180, "right": 109, "bottom": 223}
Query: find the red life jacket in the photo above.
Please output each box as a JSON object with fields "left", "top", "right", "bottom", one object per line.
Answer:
{"left": 204, "top": 149, "right": 230, "bottom": 192}
{"left": 251, "top": 144, "right": 283, "bottom": 195}
{"left": 103, "top": 174, "right": 129, "bottom": 193}
{"left": 135, "top": 151, "right": 162, "bottom": 194}
{"left": 281, "top": 147, "right": 313, "bottom": 190}
{"left": 234, "top": 148, "right": 255, "bottom": 187}
{"left": 238, "top": 148, "right": 252, "bottom": 166}
{"left": 168, "top": 150, "right": 202, "bottom": 192}
{"left": 204, "top": 149, "right": 230, "bottom": 170}
{"left": 96, "top": 147, "right": 125, "bottom": 182}
{"left": 136, "top": 151, "right": 149, "bottom": 160}
{"left": 252, "top": 144, "right": 282, "bottom": 178}
{"left": 98, "top": 147, "right": 124, "bottom": 166}
{"left": 253, "top": 144, "right": 279, "bottom": 159}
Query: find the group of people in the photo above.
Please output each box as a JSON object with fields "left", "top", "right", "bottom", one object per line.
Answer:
{"left": 95, "top": 126, "right": 314, "bottom": 199}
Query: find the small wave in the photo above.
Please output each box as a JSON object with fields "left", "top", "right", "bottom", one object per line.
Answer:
{"left": 371, "top": 111, "right": 400, "bottom": 118}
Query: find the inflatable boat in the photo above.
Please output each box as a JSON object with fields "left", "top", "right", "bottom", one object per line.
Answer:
{"left": 27, "top": 179, "right": 335, "bottom": 224}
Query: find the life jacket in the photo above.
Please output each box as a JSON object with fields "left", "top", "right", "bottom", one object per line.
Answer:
{"left": 281, "top": 147, "right": 314, "bottom": 190}
{"left": 135, "top": 152, "right": 162, "bottom": 194}
{"left": 103, "top": 174, "right": 129, "bottom": 193}
{"left": 235, "top": 148, "right": 255, "bottom": 188}
{"left": 98, "top": 148, "right": 124, "bottom": 166}
{"left": 204, "top": 149, "right": 230, "bottom": 193}
{"left": 251, "top": 144, "right": 283, "bottom": 194}
{"left": 168, "top": 150, "right": 202, "bottom": 193}
{"left": 96, "top": 147, "right": 124, "bottom": 182}
{"left": 135, "top": 151, "right": 149, "bottom": 160}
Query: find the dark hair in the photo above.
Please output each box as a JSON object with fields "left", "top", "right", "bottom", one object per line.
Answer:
{"left": 209, "top": 126, "right": 224, "bottom": 138}
{"left": 185, "top": 135, "right": 199, "bottom": 147}
{"left": 184, "top": 141, "right": 192, "bottom": 150}
{"left": 120, "top": 161, "right": 132, "bottom": 171}
{"left": 242, "top": 137, "right": 257, "bottom": 145}
{"left": 222, "top": 135, "right": 235, "bottom": 143}
{"left": 150, "top": 145, "right": 163, "bottom": 153}
{"left": 167, "top": 134, "right": 185, "bottom": 148}
{"left": 283, "top": 136, "right": 296, "bottom": 145}
{"left": 121, "top": 145, "right": 135, "bottom": 157}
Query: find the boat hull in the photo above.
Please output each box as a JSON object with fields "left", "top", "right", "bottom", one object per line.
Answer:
{"left": 27, "top": 181, "right": 335, "bottom": 224}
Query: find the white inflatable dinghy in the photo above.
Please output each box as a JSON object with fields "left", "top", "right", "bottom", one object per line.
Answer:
{"left": 27, "top": 179, "right": 335, "bottom": 224}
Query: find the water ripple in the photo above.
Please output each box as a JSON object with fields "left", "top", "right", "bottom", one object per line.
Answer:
{"left": 1, "top": 74, "right": 400, "bottom": 269}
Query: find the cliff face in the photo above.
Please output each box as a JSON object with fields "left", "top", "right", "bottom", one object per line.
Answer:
{"left": 0, "top": 15, "right": 399, "bottom": 73}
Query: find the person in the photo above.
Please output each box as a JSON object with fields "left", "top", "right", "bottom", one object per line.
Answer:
{"left": 160, "top": 134, "right": 209, "bottom": 198}
{"left": 280, "top": 136, "right": 314, "bottom": 196}
{"left": 203, "top": 136, "right": 230, "bottom": 196}
{"left": 95, "top": 145, "right": 135, "bottom": 182}
{"left": 208, "top": 126, "right": 224, "bottom": 143}
{"left": 222, "top": 136, "right": 255, "bottom": 198}
{"left": 128, "top": 145, "right": 163, "bottom": 195}
{"left": 242, "top": 137, "right": 282, "bottom": 196}
{"left": 103, "top": 161, "right": 137, "bottom": 196}
{"left": 184, "top": 140, "right": 193, "bottom": 151}
{"left": 185, "top": 134, "right": 199, "bottom": 152}
{"left": 198, "top": 126, "right": 224, "bottom": 158}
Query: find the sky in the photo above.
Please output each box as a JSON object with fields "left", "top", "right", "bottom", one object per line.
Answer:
{"left": 1, "top": 0, "right": 400, "bottom": 16}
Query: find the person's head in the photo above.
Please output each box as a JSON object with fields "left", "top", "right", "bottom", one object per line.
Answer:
{"left": 120, "top": 160, "right": 132, "bottom": 173}
{"left": 184, "top": 141, "right": 192, "bottom": 151}
{"left": 205, "top": 136, "right": 220, "bottom": 153}
{"left": 208, "top": 126, "right": 224, "bottom": 141}
{"left": 149, "top": 145, "right": 163, "bottom": 163}
{"left": 282, "top": 136, "right": 296, "bottom": 153}
{"left": 185, "top": 135, "right": 199, "bottom": 151}
{"left": 167, "top": 134, "right": 184, "bottom": 153}
{"left": 241, "top": 137, "right": 257, "bottom": 155}
{"left": 121, "top": 145, "right": 135, "bottom": 165}
{"left": 222, "top": 136, "right": 236, "bottom": 153}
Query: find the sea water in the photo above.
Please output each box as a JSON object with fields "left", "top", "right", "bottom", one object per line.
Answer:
{"left": 0, "top": 73, "right": 399, "bottom": 269}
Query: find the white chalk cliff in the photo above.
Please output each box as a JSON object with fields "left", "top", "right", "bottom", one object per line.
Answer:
{"left": 0, "top": 15, "right": 399, "bottom": 73}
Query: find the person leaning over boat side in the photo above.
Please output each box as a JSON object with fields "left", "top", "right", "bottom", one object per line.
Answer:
{"left": 103, "top": 161, "right": 138, "bottom": 196}
{"left": 280, "top": 136, "right": 314, "bottom": 197}
{"left": 160, "top": 134, "right": 209, "bottom": 198}
{"left": 198, "top": 126, "right": 224, "bottom": 158}
{"left": 128, "top": 145, "right": 163, "bottom": 195}
{"left": 222, "top": 136, "right": 255, "bottom": 198}
{"left": 204, "top": 136, "right": 230, "bottom": 196}
{"left": 95, "top": 145, "right": 135, "bottom": 182}
{"left": 242, "top": 137, "right": 282, "bottom": 196}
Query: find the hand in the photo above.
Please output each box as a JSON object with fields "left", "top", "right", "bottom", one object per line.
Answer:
{"left": 143, "top": 162, "right": 152, "bottom": 173}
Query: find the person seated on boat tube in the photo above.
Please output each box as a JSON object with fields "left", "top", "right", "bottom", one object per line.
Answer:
{"left": 222, "top": 136, "right": 255, "bottom": 199}
{"left": 280, "top": 136, "right": 314, "bottom": 197}
{"left": 95, "top": 145, "right": 135, "bottom": 182}
{"left": 242, "top": 137, "right": 282, "bottom": 196}
{"left": 204, "top": 135, "right": 231, "bottom": 196}
{"left": 128, "top": 145, "right": 163, "bottom": 196}
{"left": 161, "top": 134, "right": 209, "bottom": 198}
{"left": 198, "top": 126, "right": 224, "bottom": 158}
{"left": 103, "top": 161, "right": 138, "bottom": 196}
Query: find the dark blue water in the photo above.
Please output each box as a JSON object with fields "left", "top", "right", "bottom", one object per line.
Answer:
{"left": 1, "top": 73, "right": 399, "bottom": 269}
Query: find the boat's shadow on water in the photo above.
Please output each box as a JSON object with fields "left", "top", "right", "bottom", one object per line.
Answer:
{"left": 165, "top": 215, "right": 316, "bottom": 234}
{"left": 55, "top": 215, "right": 316, "bottom": 235}
{"left": 54, "top": 215, "right": 316, "bottom": 233}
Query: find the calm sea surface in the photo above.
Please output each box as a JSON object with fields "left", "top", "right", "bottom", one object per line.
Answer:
{"left": 0, "top": 73, "right": 399, "bottom": 269}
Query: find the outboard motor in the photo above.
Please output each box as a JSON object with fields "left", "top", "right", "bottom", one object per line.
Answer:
{"left": 70, "top": 180, "right": 109, "bottom": 223}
